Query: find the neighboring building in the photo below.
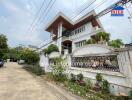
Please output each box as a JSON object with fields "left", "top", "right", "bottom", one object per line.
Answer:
{"left": 45, "top": 11, "right": 105, "bottom": 55}
{"left": 125, "top": 43, "right": 132, "bottom": 47}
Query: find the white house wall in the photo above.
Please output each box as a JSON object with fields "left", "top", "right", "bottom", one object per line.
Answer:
{"left": 72, "top": 45, "right": 112, "bottom": 56}
{"left": 69, "top": 22, "right": 104, "bottom": 51}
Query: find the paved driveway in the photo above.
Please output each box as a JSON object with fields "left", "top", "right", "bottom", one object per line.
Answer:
{"left": 0, "top": 62, "right": 82, "bottom": 100}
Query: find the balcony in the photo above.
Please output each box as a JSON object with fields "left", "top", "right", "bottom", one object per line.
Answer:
{"left": 62, "top": 28, "right": 104, "bottom": 42}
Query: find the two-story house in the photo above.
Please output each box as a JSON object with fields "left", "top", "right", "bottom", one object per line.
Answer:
{"left": 45, "top": 10, "right": 105, "bottom": 55}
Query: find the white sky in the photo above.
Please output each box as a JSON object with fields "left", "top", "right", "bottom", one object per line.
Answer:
{"left": 0, "top": 0, "right": 132, "bottom": 47}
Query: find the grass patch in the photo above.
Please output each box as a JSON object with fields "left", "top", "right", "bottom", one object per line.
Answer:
{"left": 24, "top": 64, "right": 45, "bottom": 76}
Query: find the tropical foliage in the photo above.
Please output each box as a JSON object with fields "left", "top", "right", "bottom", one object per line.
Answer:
{"left": 101, "top": 79, "right": 110, "bottom": 92}
{"left": 96, "top": 73, "right": 103, "bottom": 82}
{"left": 20, "top": 49, "right": 39, "bottom": 64}
{"left": 129, "top": 90, "right": 132, "bottom": 99}
{"left": 86, "top": 32, "right": 110, "bottom": 45}
{"left": 24, "top": 64, "right": 45, "bottom": 76}
{"left": 85, "top": 32, "right": 124, "bottom": 48}
{"left": 108, "top": 39, "right": 124, "bottom": 48}
{"left": 43, "top": 44, "right": 59, "bottom": 55}
{"left": 50, "top": 57, "right": 66, "bottom": 82}
{"left": 8, "top": 47, "right": 21, "bottom": 60}
{"left": 0, "top": 34, "right": 8, "bottom": 59}
{"left": 85, "top": 38, "right": 96, "bottom": 44}
{"left": 95, "top": 32, "right": 110, "bottom": 42}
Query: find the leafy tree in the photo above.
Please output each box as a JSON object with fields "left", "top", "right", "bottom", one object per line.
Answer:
{"left": 20, "top": 49, "right": 39, "bottom": 64}
{"left": 43, "top": 44, "right": 59, "bottom": 55}
{"left": 108, "top": 39, "right": 124, "bottom": 48}
{"left": 2, "top": 53, "right": 9, "bottom": 60}
{"left": 0, "top": 34, "right": 8, "bottom": 59}
{"left": 43, "top": 48, "right": 48, "bottom": 55}
{"left": 9, "top": 47, "right": 21, "bottom": 60}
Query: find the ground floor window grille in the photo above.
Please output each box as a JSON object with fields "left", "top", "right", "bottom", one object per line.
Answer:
{"left": 71, "top": 55, "right": 120, "bottom": 72}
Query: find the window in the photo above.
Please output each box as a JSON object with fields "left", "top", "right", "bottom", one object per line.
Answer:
{"left": 71, "top": 25, "right": 85, "bottom": 36}
{"left": 75, "top": 40, "right": 86, "bottom": 48}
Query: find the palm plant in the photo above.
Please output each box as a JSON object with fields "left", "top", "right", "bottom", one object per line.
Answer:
{"left": 85, "top": 38, "right": 96, "bottom": 44}
{"left": 95, "top": 32, "right": 110, "bottom": 42}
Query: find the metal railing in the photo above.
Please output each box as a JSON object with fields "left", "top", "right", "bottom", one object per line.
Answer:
{"left": 71, "top": 55, "right": 120, "bottom": 72}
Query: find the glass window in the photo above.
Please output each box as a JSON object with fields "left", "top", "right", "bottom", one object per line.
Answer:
{"left": 75, "top": 40, "right": 86, "bottom": 48}
{"left": 72, "top": 25, "right": 86, "bottom": 36}
{"left": 75, "top": 30, "right": 77, "bottom": 34}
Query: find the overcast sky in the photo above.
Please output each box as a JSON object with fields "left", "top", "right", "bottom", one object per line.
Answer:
{"left": 0, "top": 0, "right": 132, "bottom": 47}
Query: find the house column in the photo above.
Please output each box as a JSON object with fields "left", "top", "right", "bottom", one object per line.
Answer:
{"left": 50, "top": 29, "right": 55, "bottom": 45}
{"left": 57, "top": 22, "right": 63, "bottom": 53}
{"left": 50, "top": 29, "right": 53, "bottom": 41}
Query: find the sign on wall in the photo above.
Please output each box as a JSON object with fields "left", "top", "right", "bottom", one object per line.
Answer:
{"left": 111, "top": 6, "right": 124, "bottom": 16}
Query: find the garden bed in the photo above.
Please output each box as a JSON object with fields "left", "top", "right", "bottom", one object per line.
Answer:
{"left": 42, "top": 73, "right": 124, "bottom": 100}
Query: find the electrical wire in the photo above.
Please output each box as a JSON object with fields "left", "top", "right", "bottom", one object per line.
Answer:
{"left": 74, "top": 0, "right": 95, "bottom": 14}
{"left": 30, "top": 0, "right": 56, "bottom": 32}
{"left": 27, "top": 0, "right": 46, "bottom": 32}
{"left": 35, "top": 0, "right": 108, "bottom": 51}
{"left": 72, "top": 0, "right": 97, "bottom": 20}
{"left": 71, "top": 0, "right": 107, "bottom": 21}
{"left": 34, "top": 0, "right": 131, "bottom": 52}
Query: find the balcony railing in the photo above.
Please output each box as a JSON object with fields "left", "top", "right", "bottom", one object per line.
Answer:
{"left": 62, "top": 28, "right": 103, "bottom": 42}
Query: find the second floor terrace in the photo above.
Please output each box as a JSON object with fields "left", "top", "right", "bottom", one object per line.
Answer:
{"left": 62, "top": 26, "right": 104, "bottom": 42}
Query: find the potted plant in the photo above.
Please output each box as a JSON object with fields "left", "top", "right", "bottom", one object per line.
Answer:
{"left": 95, "top": 73, "right": 103, "bottom": 90}
{"left": 76, "top": 73, "right": 85, "bottom": 86}
{"left": 70, "top": 73, "right": 76, "bottom": 82}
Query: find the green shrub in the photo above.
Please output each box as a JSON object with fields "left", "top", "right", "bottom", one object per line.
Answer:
{"left": 85, "top": 79, "right": 92, "bottom": 91}
{"left": 70, "top": 73, "right": 76, "bottom": 82}
{"left": 50, "top": 57, "right": 66, "bottom": 82}
{"left": 20, "top": 49, "right": 39, "bottom": 64}
{"left": 24, "top": 64, "right": 45, "bottom": 76}
{"left": 85, "top": 38, "right": 96, "bottom": 44}
{"left": 66, "top": 81, "right": 87, "bottom": 97}
{"left": 53, "top": 74, "right": 67, "bottom": 82}
{"left": 91, "top": 96, "right": 100, "bottom": 100}
{"left": 129, "top": 90, "right": 132, "bottom": 99}
{"left": 96, "top": 73, "right": 103, "bottom": 82}
{"left": 101, "top": 79, "right": 110, "bottom": 92}
{"left": 108, "top": 39, "right": 123, "bottom": 48}
{"left": 77, "top": 73, "right": 84, "bottom": 81}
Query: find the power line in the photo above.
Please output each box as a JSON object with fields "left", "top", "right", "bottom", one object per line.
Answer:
{"left": 125, "top": 5, "right": 132, "bottom": 23}
{"left": 31, "top": 0, "right": 57, "bottom": 47}
{"left": 33, "top": 0, "right": 105, "bottom": 48}
{"left": 35, "top": 0, "right": 108, "bottom": 51}
{"left": 30, "top": 0, "right": 55, "bottom": 32}
{"left": 37, "top": 0, "right": 57, "bottom": 26}
{"left": 73, "top": 0, "right": 94, "bottom": 15}
{"left": 71, "top": 0, "right": 97, "bottom": 20}
{"left": 27, "top": 0, "right": 46, "bottom": 32}
{"left": 34, "top": 35, "right": 63, "bottom": 51}
{"left": 34, "top": 0, "right": 131, "bottom": 52}
{"left": 72, "top": 0, "right": 108, "bottom": 21}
